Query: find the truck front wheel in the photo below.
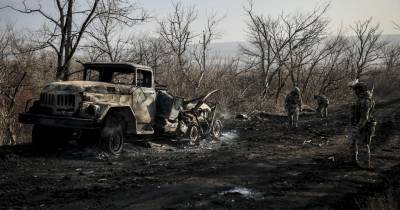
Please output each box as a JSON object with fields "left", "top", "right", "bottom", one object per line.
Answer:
{"left": 32, "top": 125, "right": 48, "bottom": 149}
{"left": 99, "top": 115, "right": 125, "bottom": 155}
{"left": 32, "top": 125, "right": 71, "bottom": 150}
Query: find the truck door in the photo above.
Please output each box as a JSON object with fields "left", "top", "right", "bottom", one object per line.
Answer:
{"left": 131, "top": 69, "right": 156, "bottom": 133}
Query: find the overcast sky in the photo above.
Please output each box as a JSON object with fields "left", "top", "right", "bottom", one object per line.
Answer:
{"left": 1, "top": 0, "right": 399, "bottom": 42}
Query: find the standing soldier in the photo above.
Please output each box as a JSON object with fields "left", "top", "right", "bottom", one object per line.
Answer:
{"left": 285, "top": 87, "right": 302, "bottom": 129}
{"left": 314, "top": 94, "right": 329, "bottom": 118}
{"left": 348, "top": 82, "right": 377, "bottom": 168}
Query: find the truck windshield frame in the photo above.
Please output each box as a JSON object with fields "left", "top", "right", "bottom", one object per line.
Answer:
{"left": 84, "top": 68, "right": 153, "bottom": 87}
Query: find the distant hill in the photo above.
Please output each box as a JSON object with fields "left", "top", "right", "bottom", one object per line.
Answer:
{"left": 380, "top": 34, "right": 400, "bottom": 44}
{"left": 208, "top": 34, "right": 400, "bottom": 58}
{"left": 209, "top": 41, "right": 244, "bottom": 58}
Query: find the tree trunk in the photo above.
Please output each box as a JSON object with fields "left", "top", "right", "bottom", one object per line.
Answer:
{"left": 63, "top": 0, "right": 74, "bottom": 81}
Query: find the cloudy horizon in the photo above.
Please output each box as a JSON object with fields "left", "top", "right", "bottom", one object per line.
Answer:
{"left": 1, "top": 0, "right": 399, "bottom": 43}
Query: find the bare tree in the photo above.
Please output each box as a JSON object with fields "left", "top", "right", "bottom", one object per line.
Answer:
{"left": 381, "top": 43, "right": 400, "bottom": 75}
{"left": 191, "top": 13, "right": 224, "bottom": 93}
{"left": 158, "top": 0, "right": 198, "bottom": 91}
{"left": 350, "top": 18, "right": 385, "bottom": 79}
{"left": 0, "top": 26, "right": 28, "bottom": 145}
{"left": 316, "top": 33, "right": 351, "bottom": 95}
{"left": 241, "top": 2, "right": 287, "bottom": 99}
{"left": 279, "top": 4, "right": 330, "bottom": 88}
{"left": 2, "top": 0, "right": 145, "bottom": 80}
{"left": 2, "top": 0, "right": 99, "bottom": 80}
{"left": 84, "top": 0, "right": 148, "bottom": 62}
{"left": 242, "top": 1, "right": 330, "bottom": 103}
{"left": 127, "top": 37, "right": 169, "bottom": 73}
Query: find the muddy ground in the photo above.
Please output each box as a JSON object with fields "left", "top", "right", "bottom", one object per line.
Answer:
{"left": 1, "top": 98, "right": 400, "bottom": 210}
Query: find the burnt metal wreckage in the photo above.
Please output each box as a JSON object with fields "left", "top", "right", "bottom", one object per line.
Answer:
{"left": 19, "top": 62, "right": 223, "bottom": 154}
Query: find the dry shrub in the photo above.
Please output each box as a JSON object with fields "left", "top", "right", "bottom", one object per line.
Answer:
{"left": 370, "top": 69, "right": 400, "bottom": 99}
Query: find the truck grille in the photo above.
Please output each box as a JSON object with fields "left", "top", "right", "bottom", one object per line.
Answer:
{"left": 40, "top": 93, "right": 76, "bottom": 107}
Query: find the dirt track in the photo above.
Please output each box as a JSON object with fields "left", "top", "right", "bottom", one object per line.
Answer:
{"left": 1, "top": 98, "right": 400, "bottom": 210}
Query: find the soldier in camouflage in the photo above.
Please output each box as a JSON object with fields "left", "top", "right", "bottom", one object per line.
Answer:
{"left": 285, "top": 87, "right": 302, "bottom": 129}
{"left": 314, "top": 94, "right": 329, "bottom": 118}
{"left": 348, "top": 82, "right": 377, "bottom": 168}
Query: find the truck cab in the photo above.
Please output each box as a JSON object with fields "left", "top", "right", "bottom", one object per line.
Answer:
{"left": 19, "top": 62, "right": 157, "bottom": 154}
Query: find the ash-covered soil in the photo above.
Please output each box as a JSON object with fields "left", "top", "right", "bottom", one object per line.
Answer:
{"left": 1, "top": 98, "right": 400, "bottom": 210}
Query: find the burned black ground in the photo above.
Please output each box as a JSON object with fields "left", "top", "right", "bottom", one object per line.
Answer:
{"left": 1, "top": 97, "right": 400, "bottom": 210}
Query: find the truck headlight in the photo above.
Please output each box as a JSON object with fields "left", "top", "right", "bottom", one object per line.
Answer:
{"left": 80, "top": 102, "right": 100, "bottom": 117}
{"left": 86, "top": 104, "right": 100, "bottom": 116}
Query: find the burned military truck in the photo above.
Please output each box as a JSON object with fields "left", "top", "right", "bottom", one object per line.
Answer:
{"left": 19, "top": 62, "right": 222, "bottom": 154}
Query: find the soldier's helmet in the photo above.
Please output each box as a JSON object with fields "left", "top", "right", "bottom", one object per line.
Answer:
{"left": 293, "top": 86, "right": 301, "bottom": 94}
{"left": 351, "top": 82, "right": 368, "bottom": 92}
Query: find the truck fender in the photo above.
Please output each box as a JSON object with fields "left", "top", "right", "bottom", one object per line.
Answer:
{"left": 98, "top": 106, "right": 136, "bottom": 135}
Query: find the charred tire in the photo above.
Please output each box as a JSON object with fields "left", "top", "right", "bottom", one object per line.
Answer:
{"left": 32, "top": 125, "right": 71, "bottom": 150}
{"left": 188, "top": 125, "right": 200, "bottom": 144}
{"left": 99, "top": 115, "right": 125, "bottom": 155}
{"left": 100, "top": 128, "right": 124, "bottom": 155}
{"left": 32, "top": 125, "right": 48, "bottom": 149}
{"left": 211, "top": 120, "right": 223, "bottom": 138}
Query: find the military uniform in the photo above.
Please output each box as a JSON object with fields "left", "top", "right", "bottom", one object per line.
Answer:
{"left": 349, "top": 82, "right": 377, "bottom": 168}
{"left": 285, "top": 87, "right": 302, "bottom": 128}
{"left": 314, "top": 95, "right": 329, "bottom": 117}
